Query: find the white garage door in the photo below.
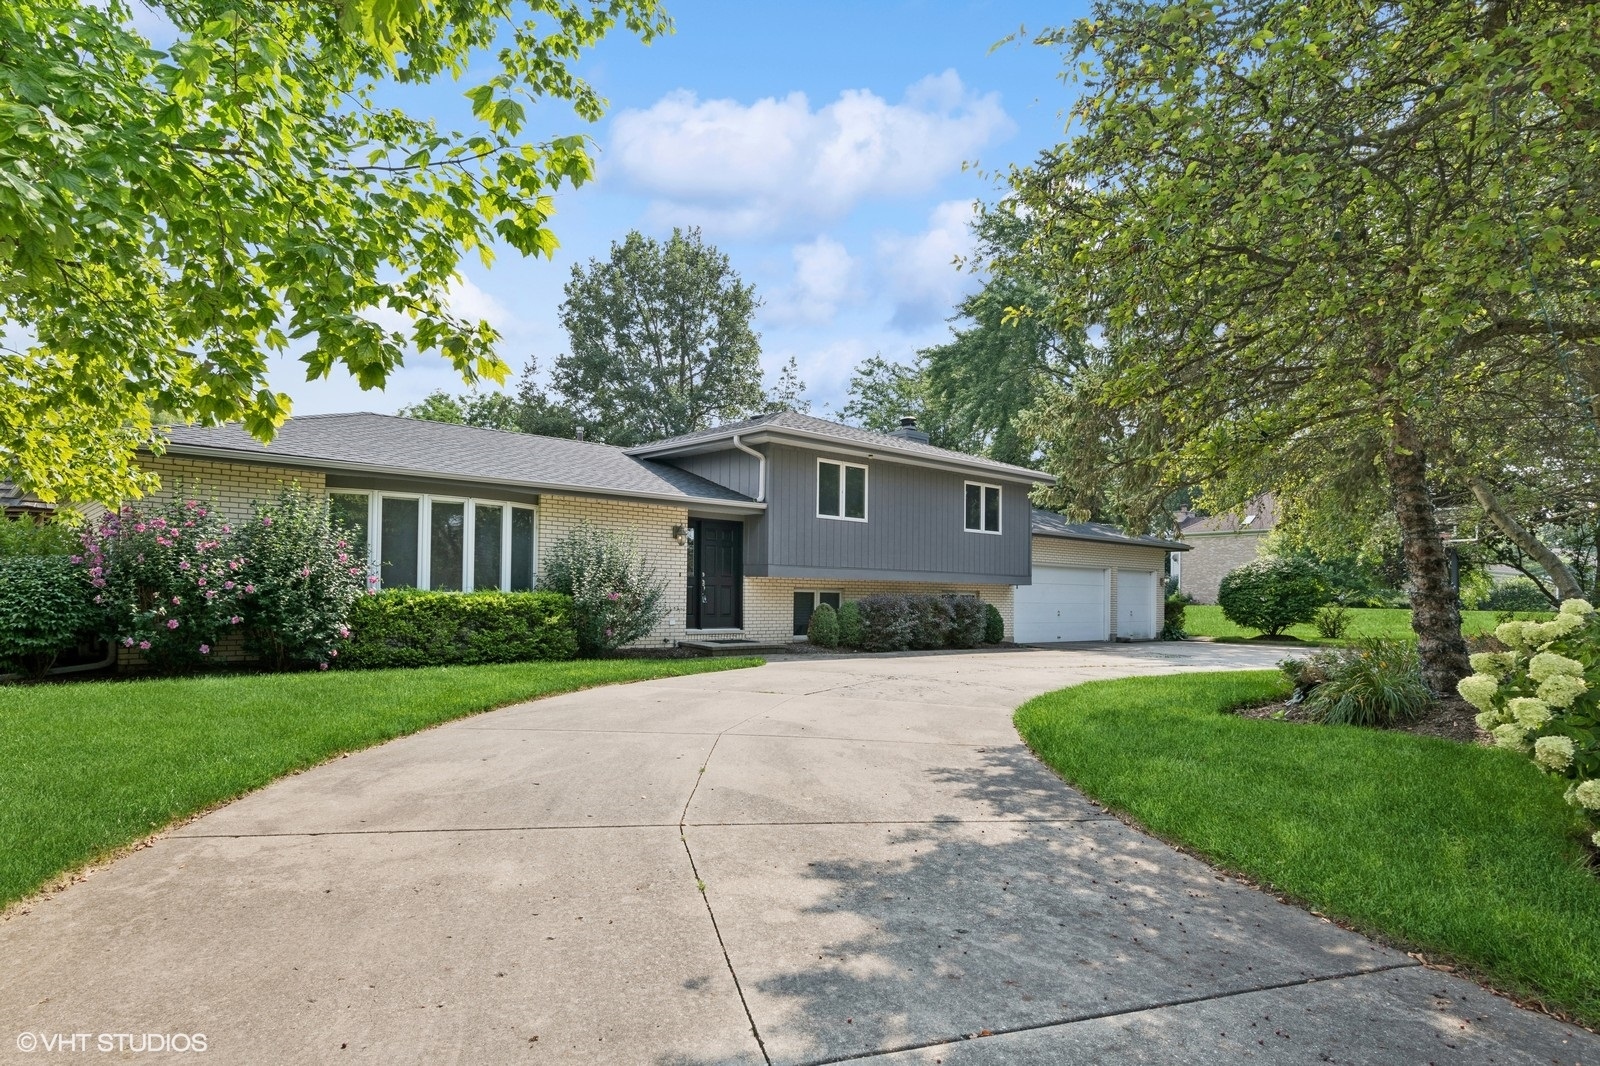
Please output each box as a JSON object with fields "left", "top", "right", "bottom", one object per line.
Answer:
{"left": 1015, "top": 566, "right": 1109, "bottom": 643}
{"left": 1117, "top": 569, "right": 1158, "bottom": 640}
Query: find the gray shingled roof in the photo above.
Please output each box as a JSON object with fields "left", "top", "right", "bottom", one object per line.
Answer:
{"left": 1031, "top": 508, "right": 1189, "bottom": 551}
{"left": 626, "top": 411, "right": 1054, "bottom": 483}
{"left": 162, "top": 414, "right": 759, "bottom": 507}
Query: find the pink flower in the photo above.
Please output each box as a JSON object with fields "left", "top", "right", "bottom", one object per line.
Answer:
{"left": 262, "top": 516, "right": 273, "bottom": 527}
{"left": 122, "top": 637, "right": 134, "bottom": 648}
{"left": 198, "top": 644, "right": 210, "bottom": 655}
{"left": 337, "top": 553, "right": 348, "bottom": 563}
{"left": 138, "top": 640, "right": 151, "bottom": 651}
{"left": 337, "top": 627, "right": 350, "bottom": 638}
{"left": 221, "top": 524, "right": 232, "bottom": 534}
{"left": 329, "top": 649, "right": 338, "bottom": 658}
{"left": 244, "top": 583, "right": 256, "bottom": 594}
{"left": 172, "top": 596, "right": 182, "bottom": 605}
{"left": 348, "top": 567, "right": 361, "bottom": 576}
{"left": 91, "top": 578, "right": 106, "bottom": 588}
{"left": 185, "top": 500, "right": 198, "bottom": 509}
{"left": 178, "top": 560, "right": 190, "bottom": 570}
{"left": 228, "top": 560, "right": 240, "bottom": 571}
{"left": 319, "top": 662, "right": 329, "bottom": 671}
{"left": 337, "top": 540, "right": 347, "bottom": 549}
{"left": 69, "top": 554, "right": 82, "bottom": 564}
{"left": 196, "top": 577, "right": 206, "bottom": 586}
{"left": 300, "top": 567, "right": 311, "bottom": 578}
{"left": 197, "top": 508, "right": 207, "bottom": 517}
{"left": 224, "top": 580, "right": 235, "bottom": 590}
{"left": 230, "top": 616, "right": 242, "bottom": 625}
{"left": 166, "top": 619, "right": 179, "bottom": 629}
{"left": 134, "top": 523, "right": 147, "bottom": 533}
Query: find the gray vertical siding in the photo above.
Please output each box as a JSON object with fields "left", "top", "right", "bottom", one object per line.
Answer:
{"left": 750, "top": 444, "right": 1034, "bottom": 582}
{"left": 671, "top": 450, "right": 763, "bottom": 499}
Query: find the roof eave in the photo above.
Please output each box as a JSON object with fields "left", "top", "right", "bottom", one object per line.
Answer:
{"left": 1031, "top": 529, "right": 1189, "bottom": 551}
{"left": 154, "top": 442, "right": 766, "bottom": 513}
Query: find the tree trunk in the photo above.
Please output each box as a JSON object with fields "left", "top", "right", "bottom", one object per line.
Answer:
{"left": 1383, "top": 412, "right": 1471, "bottom": 695}
{"left": 1466, "top": 476, "right": 1584, "bottom": 603}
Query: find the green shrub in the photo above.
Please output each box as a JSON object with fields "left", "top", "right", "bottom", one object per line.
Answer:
{"left": 0, "top": 518, "right": 78, "bottom": 558}
{"left": 236, "top": 490, "right": 370, "bottom": 670}
{"left": 0, "top": 556, "right": 100, "bottom": 679}
{"left": 837, "top": 601, "right": 863, "bottom": 648}
{"left": 342, "top": 589, "right": 577, "bottom": 668}
{"left": 806, "top": 602, "right": 840, "bottom": 647}
{"left": 946, "top": 596, "right": 987, "bottom": 649}
{"left": 856, "top": 594, "right": 914, "bottom": 652}
{"left": 982, "top": 601, "right": 1005, "bottom": 644}
{"left": 1160, "top": 591, "right": 1191, "bottom": 640}
{"left": 1299, "top": 639, "right": 1430, "bottom": 727}
{"left": 1218, "top": 556, "right": 1328, "bottom": 636}
{"left": 1313, "top": 604, "right": 1353, "bottom": 640}
{"left": 1484, "top": 577, "right": 1555, "bottom": 613}
{"left": 907, "top": 595, "right": 955, "bottom": 649}
{"left": 537, "top": 523, "right": 665, "bottom": 655}
{"left": 1458, "top": 601, "right": 1600, "bottom": 848}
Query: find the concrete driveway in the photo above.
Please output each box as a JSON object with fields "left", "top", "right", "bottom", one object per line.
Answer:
{"left": 3, "top": 644, "right": 1596, "bottom": 1065}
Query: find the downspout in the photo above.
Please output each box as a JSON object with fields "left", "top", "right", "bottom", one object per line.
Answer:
{"left": 730, "top": 434, "right": 766, "bottom": 502}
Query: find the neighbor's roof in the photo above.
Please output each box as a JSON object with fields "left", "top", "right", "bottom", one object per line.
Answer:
{"left": 0, "top": 481, "right": 54, "bottom": 515}
{"left": 626, "top": 411, "right": 1055, "bottom": 484}
{"left": 1177, "top": 494, "right": 1277, "bottom": 535}
{"left": 161, "top": 414, "right": 760, "bottom": 509}
{"left": 1031, "top": 508, "right": 1189, "bottom": 551}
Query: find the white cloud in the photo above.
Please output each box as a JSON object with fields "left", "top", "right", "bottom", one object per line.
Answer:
{"left": 606, "top": 71, "right": 1014, "bottom": 234}
{"left": 876, "top": 199, "right": 981, "bottom": 330}
{"left": 766, "top": 236, "right": 860, "bottom": 326}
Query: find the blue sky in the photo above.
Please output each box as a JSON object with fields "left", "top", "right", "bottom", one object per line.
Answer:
{"left": 259, "top": 1, "right": 1089, "bottom": 419}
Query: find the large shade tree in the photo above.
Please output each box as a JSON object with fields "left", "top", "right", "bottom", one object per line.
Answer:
{"left": 0, "top": 0, "right": 666, "bottom": 504}
{"left": 1009, "top": 0, "right": 1600, "bottom": 694}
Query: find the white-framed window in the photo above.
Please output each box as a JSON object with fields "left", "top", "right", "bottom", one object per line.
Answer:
{"left": 964, "top": 482, "right": 1002, "bottom": 534}
{"left": 817, "top": 459, "right": 868, "bottom": 521}
{"left": 329, "top": 490, "right": 537, "bottom": 592}
{"left": 793, "top": 590, "right": 843, "bottom": 636}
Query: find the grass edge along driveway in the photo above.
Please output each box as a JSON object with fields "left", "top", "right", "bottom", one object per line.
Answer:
{"left": 1182, "top": 604, "right": 1548, "bottom": 644}
{"left": 0, "top": 657, "right": 762, "bottom": 910}
{"left": 1014, "top": 670, "right": 1600, "bottom": 1028}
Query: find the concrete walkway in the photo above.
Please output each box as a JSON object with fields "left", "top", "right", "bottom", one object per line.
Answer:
{"left": 3, "top": 644, "right": 1596, "bottom": 1065}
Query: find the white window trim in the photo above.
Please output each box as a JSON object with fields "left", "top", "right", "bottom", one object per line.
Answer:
{"left": 363, "top": 492, "right": 537, "bottom": 592}
{"left": 817, "top": 458, "right": 869, "bottom": 522}
{"left": 794, "top": 589, "right": 844, "bottom": 640}
{"left": 964, "top": 481, "right": 1003, "bottom": 535}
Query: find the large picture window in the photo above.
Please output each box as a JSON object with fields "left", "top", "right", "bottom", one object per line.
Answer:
{"left": 817, "top": 459, "right": 867, "bottom": 521}
{"left": 338, "top": 491, "right": 535, "bottom": 592}
{"left": 964, "top": 482, "right": 1001, "bottom": 534}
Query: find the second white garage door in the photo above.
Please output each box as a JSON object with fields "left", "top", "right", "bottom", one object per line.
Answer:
{"left": 1015, "top": 566, "right": 1109, "bottom": 643}
{"left": 1117, "top": 569, "right": 1158, "bottom": 639}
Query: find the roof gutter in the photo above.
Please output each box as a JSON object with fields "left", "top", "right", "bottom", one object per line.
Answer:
{"left": 729, "top": 433, "right": 766, "bottom": 502}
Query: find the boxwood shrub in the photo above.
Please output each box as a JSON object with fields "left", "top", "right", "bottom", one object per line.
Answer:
{"left": 855, "top": 593, "right": 994, "bottom": 652}
{"left": 806, "top": 602, "right": 840, "bottom": 648}
{"left": 947, "top": 596, "right": 987, "bottom": 649}
{"left": 342, "top": 589, "right": 578, "bottom": 669}
{"left": 982, "top": 601, "right": 1005, "bottom": 644}
{"left": 1218, "top": 556, "right": 1328, "bottom": 636}
{"left": 837, "top": 600, "right": 863, "bottom": 649}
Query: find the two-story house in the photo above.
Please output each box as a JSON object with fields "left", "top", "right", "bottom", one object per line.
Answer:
{"left": 140, "top": 410, "right": 1180, "bottom": 647}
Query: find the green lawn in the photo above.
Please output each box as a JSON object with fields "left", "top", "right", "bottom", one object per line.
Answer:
{"left": 0, "top": 657, "right": 761, "bottom": 909}
{"left": 1015, "top": 671, "right": 1600, "bottom": 1025}
{"left": 1182, "top": 604, "right": 1547, "bottom": 644}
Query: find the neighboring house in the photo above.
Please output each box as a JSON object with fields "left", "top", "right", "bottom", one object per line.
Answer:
{"left": 0, "top": 481, "right": 55, "bottom": 521}
{"left": 1173, "top": 494, "right": 1278, "bottom": 604}
{"left": 128, "top": 410, "right": 1181, "bottom": 646}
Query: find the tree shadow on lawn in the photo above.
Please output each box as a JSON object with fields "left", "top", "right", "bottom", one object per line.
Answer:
{"left": 668, "top": 747, "right": 1410, "bottom": 1066}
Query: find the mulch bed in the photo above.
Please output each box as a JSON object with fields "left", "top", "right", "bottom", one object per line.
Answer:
{"left": 1232, "top": 694, "right": 1488, "bottom": 744}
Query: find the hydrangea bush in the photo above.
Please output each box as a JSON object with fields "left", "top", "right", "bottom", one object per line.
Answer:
{"left": 1456, "top": 599, "right": 1600, "bottom": 847}
{"left": 77, "top": 497, "right": 246, "bottom": 673}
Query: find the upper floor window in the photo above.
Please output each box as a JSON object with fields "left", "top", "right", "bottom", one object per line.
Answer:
{"left": 817, "top": 459, "right": 867, "bottom": 521}
{"left": 964, "top": 482, "right": 1001, "bottom": 534}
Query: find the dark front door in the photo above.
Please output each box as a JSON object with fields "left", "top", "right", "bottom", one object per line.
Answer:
{"left": 691, "top": 519, "right": 742, "bottom": 629}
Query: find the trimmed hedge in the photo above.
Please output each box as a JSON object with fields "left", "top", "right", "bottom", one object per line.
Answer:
{"left": 837, "top": 601, "right": 863, "bottom": 649}
{"left": 0, "top": 556, "right": 99, "bottom": 678}
{"left": 853, "top": 593, "right": 995, "bottom": 652}
{"left": 983, "top": 602, "right": 1005, "bottom": 644}
{"left": 806, "top": 602, "right": 840, "bottom": 647}
{"left": 342, "top": 589, "right": 578, "bottom": 669}
{"left": 1218, "top": 556, "right": 1328, "bottom": 636}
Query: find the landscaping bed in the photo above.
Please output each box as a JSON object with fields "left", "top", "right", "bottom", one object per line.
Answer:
{"left": 0, "top": 656, "right": 761, "bottom": 910}
{"left": 1015, "top": 670, "right": 1600, "bottom": 1026}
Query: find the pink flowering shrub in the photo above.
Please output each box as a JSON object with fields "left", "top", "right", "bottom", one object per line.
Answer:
{"left": 235, "top": 490, "right": 369, "bottom": 670}
{"left": 78, "top": 496, "right": 244, "bottom": 672}
{"left": 536, "top": 523, "right": 664, "bottom": 655}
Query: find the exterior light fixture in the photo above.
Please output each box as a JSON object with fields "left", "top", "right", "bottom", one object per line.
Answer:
{"left": 672, "top": 524, "right": 688, "bottom": 545}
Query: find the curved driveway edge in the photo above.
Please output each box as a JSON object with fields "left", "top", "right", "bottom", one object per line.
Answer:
{"left": 1, "top": 643, "right": 1595, "bottom": 1065}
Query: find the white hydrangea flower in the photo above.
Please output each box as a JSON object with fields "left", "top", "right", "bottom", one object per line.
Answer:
{"left": 1537, "top": 672, "right": 1588, "bottom": 709}
{"left": 1593, "top": 829, "right": 1600, "bottom": 849}
{"left": 1469, "top": 651, "right": 1518, "bottom": 678}
{"left": 1559, "top": 598, "right": 1595, "bottom": 617}
{"left": 1474, "top": 710, "right": 1501, "bottom": 731}
{"left": 1495, "top": 620, "right": 1533, "bottom": 650}
{"left": 1491, "top": 723, "right": 1530, "bottom": 751}
{"left": 1533, "top": 735, "right": 1576, "bottom": 772}
{"left": 1508, "top": 696, "right": 1552, "bottom": 729}
{"left": 1574, "top": 779, "right": 1600, "bottom": 811}
{"left": 1544, "top": 612, "right": 1586, "bottom": 640}
{"left": 1456, "top": 673, "right": 1499, "bottom": 711}
{"left": 1529, "top": 652, "right": 1585, "bottom": 682}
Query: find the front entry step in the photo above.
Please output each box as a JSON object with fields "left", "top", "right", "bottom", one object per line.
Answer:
{"left": 680, "top": 637, "right": 795, "bottom": 656}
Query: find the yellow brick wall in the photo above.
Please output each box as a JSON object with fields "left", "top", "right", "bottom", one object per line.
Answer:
{"left": 742, "top": 576, "right": 1015, "bottom": 642}
{"left": 1175, "top": 531, "right": 1267, "bottom": 605}
{"left": 1030, "top": 536, "right": 1170, "bottom": 638}
{"left": 537, "top": 494, "right": 691, "bottom": 648}
{"left": 138, "top": 455, "right": 327, "bottom": 523}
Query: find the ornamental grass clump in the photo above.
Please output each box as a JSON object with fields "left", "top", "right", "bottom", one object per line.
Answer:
{"left": 77, "top": 497, "right": 246, "bottom": 673}
{"left": 1299, "top": 638, "right": 1430, "bottom": 727}
{"left": 1457, "top": 599, "right": 1600, "bottom": 848}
